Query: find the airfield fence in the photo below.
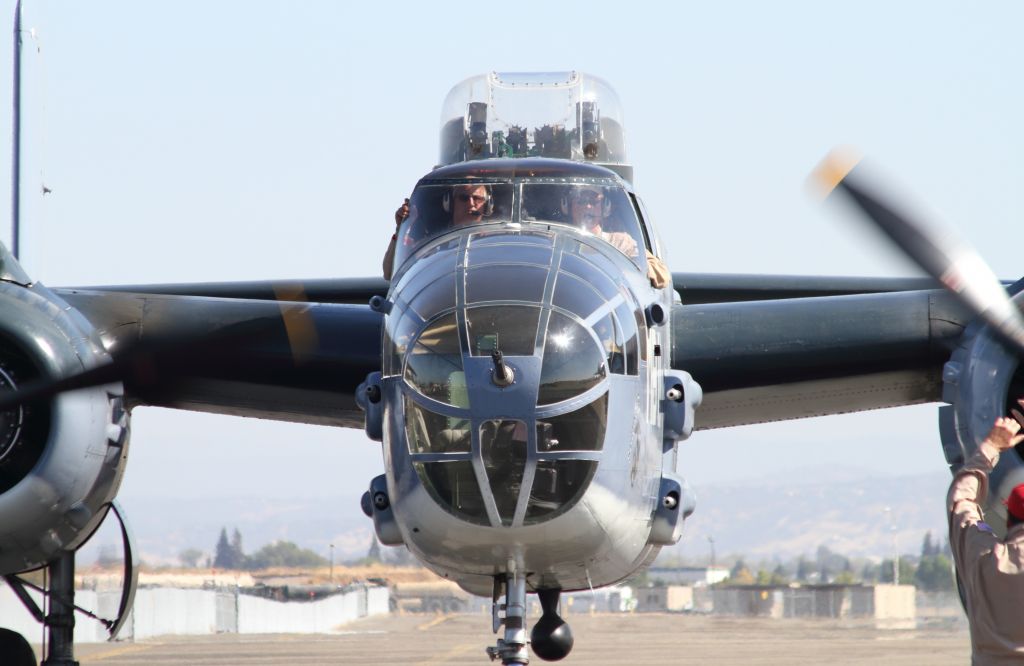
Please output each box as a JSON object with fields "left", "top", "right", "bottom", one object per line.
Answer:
{"left": 0, "top": 581, "right": 389, "bottom": 643}
{"left": 710, "top": 584, "right": 915, "bottom": 620}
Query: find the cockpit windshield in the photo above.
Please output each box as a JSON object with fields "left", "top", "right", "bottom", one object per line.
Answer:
{"left": 392, "top": 180, "right": 649, "bottom": 274}
{"left": 522, "top": 183, "right": 646, "bottom": 263}
{"left": 393, "top": 183, "right": 513, "bottom": 269}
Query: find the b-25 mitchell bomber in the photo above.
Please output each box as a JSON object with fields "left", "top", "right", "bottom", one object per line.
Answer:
{"left": 1, "top": 66, "right": 1023, "bottom": 665}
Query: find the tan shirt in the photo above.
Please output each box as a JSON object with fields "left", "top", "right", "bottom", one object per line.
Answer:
{"left": 947, "top": 440, "right": 1024, "bottom": 665}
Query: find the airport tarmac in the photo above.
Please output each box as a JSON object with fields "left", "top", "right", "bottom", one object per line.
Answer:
{"left": 63, "top": 613, "right": 971, "bottom": 665}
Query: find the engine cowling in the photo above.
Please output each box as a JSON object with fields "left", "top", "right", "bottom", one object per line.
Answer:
{"left": 0, "top": 281, "right": 129, "bottom": 573}
{"left": 939, "top": 281, "right": 1024, "bottom": 535}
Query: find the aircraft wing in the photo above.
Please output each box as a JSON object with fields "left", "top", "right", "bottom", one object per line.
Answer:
{"left": 59, "top": 275, "right": 985, "bottom": 432}
{"left": 73, "top": 273, "right": 984, "bottom": 305}
{"left": 70, "top": 277, "right": 390, "bottom": 305}
{"left": 672, "top": 288, "right": 971, "bottom": 430}
{"left": 672, "top": 273, "right": 947, "bottom": 304}
{"left": 55, "top": 288, "right": 382, "bottom": 428}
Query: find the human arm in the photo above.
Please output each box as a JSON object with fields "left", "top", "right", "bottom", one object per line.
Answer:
{"left": 599, "top": 230, "right": 638, "bottom": 258}
{"left": 598, "top": 233, "right": 669, "bottom": 288}
{"left": 646, "top": 251, "right": 670, "bottom": 289}
{"left": 947, "top": 413, "right": 1024, "bottom": 565}
{"left": 382, "top": 199, "right": 410, "bottom": 281}
{"left": 382, "top": 237, "right": 396, "bottom": 281}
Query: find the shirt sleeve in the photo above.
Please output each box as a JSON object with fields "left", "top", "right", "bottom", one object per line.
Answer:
{"left": 947, "top": 440, "right": 1001, "bottom": 570}
{"left": 382, "top": 233, "right": 397, "bottom": 281}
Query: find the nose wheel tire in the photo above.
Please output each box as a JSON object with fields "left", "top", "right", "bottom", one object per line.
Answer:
{"left": 0, "top": 628, "right": 36, "bottom": 666}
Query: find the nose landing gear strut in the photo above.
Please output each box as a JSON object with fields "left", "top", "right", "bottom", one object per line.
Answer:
{"left": 486, "top": 573, "right": 573, "bottom": 665}
{"left": 487, "top": 572, "right": 529, "bottom": 665}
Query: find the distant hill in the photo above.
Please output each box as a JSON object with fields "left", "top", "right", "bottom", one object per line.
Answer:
{"left": 666, "top": 466, "right": 951, "bottom": 562}
{"left": 86, "top": 467, "right": 953, "bottom": 566}
{"left": 82, "top": 492, "right": 375, "bottom": 567}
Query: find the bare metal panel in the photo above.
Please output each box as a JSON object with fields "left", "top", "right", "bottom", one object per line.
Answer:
{"left": 695, "top": 368, "right": 941, "bottom": 430}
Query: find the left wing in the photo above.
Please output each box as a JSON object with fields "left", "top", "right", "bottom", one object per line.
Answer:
{"left": 672, "top": 287, "right": 970, "bottom": 429}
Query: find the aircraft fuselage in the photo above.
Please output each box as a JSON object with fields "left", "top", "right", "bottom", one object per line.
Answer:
{"left": 361, "top": 158, "right": 697, "bottom": 596}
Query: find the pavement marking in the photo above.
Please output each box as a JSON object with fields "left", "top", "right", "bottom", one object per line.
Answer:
{"left": 417, "top": 615, "right": 451, "bottom": 631}
{"left": 80, "top": 644, "right": 158, "bottom": 662}
{"left": 416, "top": 642, "right": 475, "bottom": 665}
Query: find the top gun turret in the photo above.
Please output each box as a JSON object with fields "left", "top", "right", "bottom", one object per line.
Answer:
{"left": 437, "top": 71, "right": 633, "bottom": 184}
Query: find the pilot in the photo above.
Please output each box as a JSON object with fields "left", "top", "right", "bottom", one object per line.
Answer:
{"left": 383, "top": 184, "right": 493, "bottom": 280}
{"left": 567, "top": 185, "right": 670, "bottom": 289}
{"left": 568, "top": 185, "right": 636, "bottom": 254}
{"left": 447, "top": 183, "right": 493, "bottom": 226}
{"left": 947, "top": 399, "right": 1024, "bottom": 663}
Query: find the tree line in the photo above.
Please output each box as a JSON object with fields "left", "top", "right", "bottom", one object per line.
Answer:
{"left": 176, "top": 529, "right": 414, "bottom": 571}
{"left": 174, "top": 527, "right": 330, "bottom": 571}
{"left": 646, "top": 530, "right": 956, "bottom": 593}
{"left": 716, "top": 531, "right": 955, "bottom": 593}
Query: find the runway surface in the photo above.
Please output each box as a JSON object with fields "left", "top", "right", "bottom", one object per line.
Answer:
{"left": 63, "top": 613, "right": 970, "bottom": 665}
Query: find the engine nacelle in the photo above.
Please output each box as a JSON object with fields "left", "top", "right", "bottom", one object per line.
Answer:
{"left": 939, "top": 282, "right": 1024, "bottom": 535}
{"left": 0, "top": 281, "right": 129, "bottom": 573}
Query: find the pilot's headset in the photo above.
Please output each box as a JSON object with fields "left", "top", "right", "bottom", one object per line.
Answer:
{"left": 561, "top": 185, "right": 612, "bottom": 218}
{"left": 442, "top": 185, "right": 494, "bottom": 216}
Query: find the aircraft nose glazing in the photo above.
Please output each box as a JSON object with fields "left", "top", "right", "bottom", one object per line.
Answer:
{"left": 384, "top": 228, "right": 646, "bottom": 529}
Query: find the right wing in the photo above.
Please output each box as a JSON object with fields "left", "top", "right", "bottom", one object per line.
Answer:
{"left": 65, "top": 277, "right": 389, "bottom": 305}
{"left": 55, "top": 287, "right": 382, "bottom": 428}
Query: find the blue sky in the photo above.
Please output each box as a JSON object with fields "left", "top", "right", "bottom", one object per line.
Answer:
{"left": 0, "top": 1, "right": 1021, "bottom": 546}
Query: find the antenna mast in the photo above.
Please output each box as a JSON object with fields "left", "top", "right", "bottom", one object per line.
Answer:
{"left": 10, "top": 0, "right": 22, "bottom": 259}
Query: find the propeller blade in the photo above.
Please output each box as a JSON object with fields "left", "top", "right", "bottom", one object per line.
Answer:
{"left": 0, "top": 358, "right": 126, "bottom": 412}
{"left": 811, "top": 150, "right": 1024, "bottom": 356}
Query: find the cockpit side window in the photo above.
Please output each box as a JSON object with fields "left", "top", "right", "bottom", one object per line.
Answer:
{"left": 629, "top": 192, "right": 655, "bottom": 255}
{"left": 394, "top": 183, "right": 514, "bottom": 269}
{"left": 522, "top": 183, "right": 647, "bottom": 270}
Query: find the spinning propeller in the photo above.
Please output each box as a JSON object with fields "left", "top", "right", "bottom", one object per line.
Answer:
{"left": 811, "top": 149, "right": 1024, "bottom": 357}
{"left": 0, "top": 297, "right": 317, "bottom": 413}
